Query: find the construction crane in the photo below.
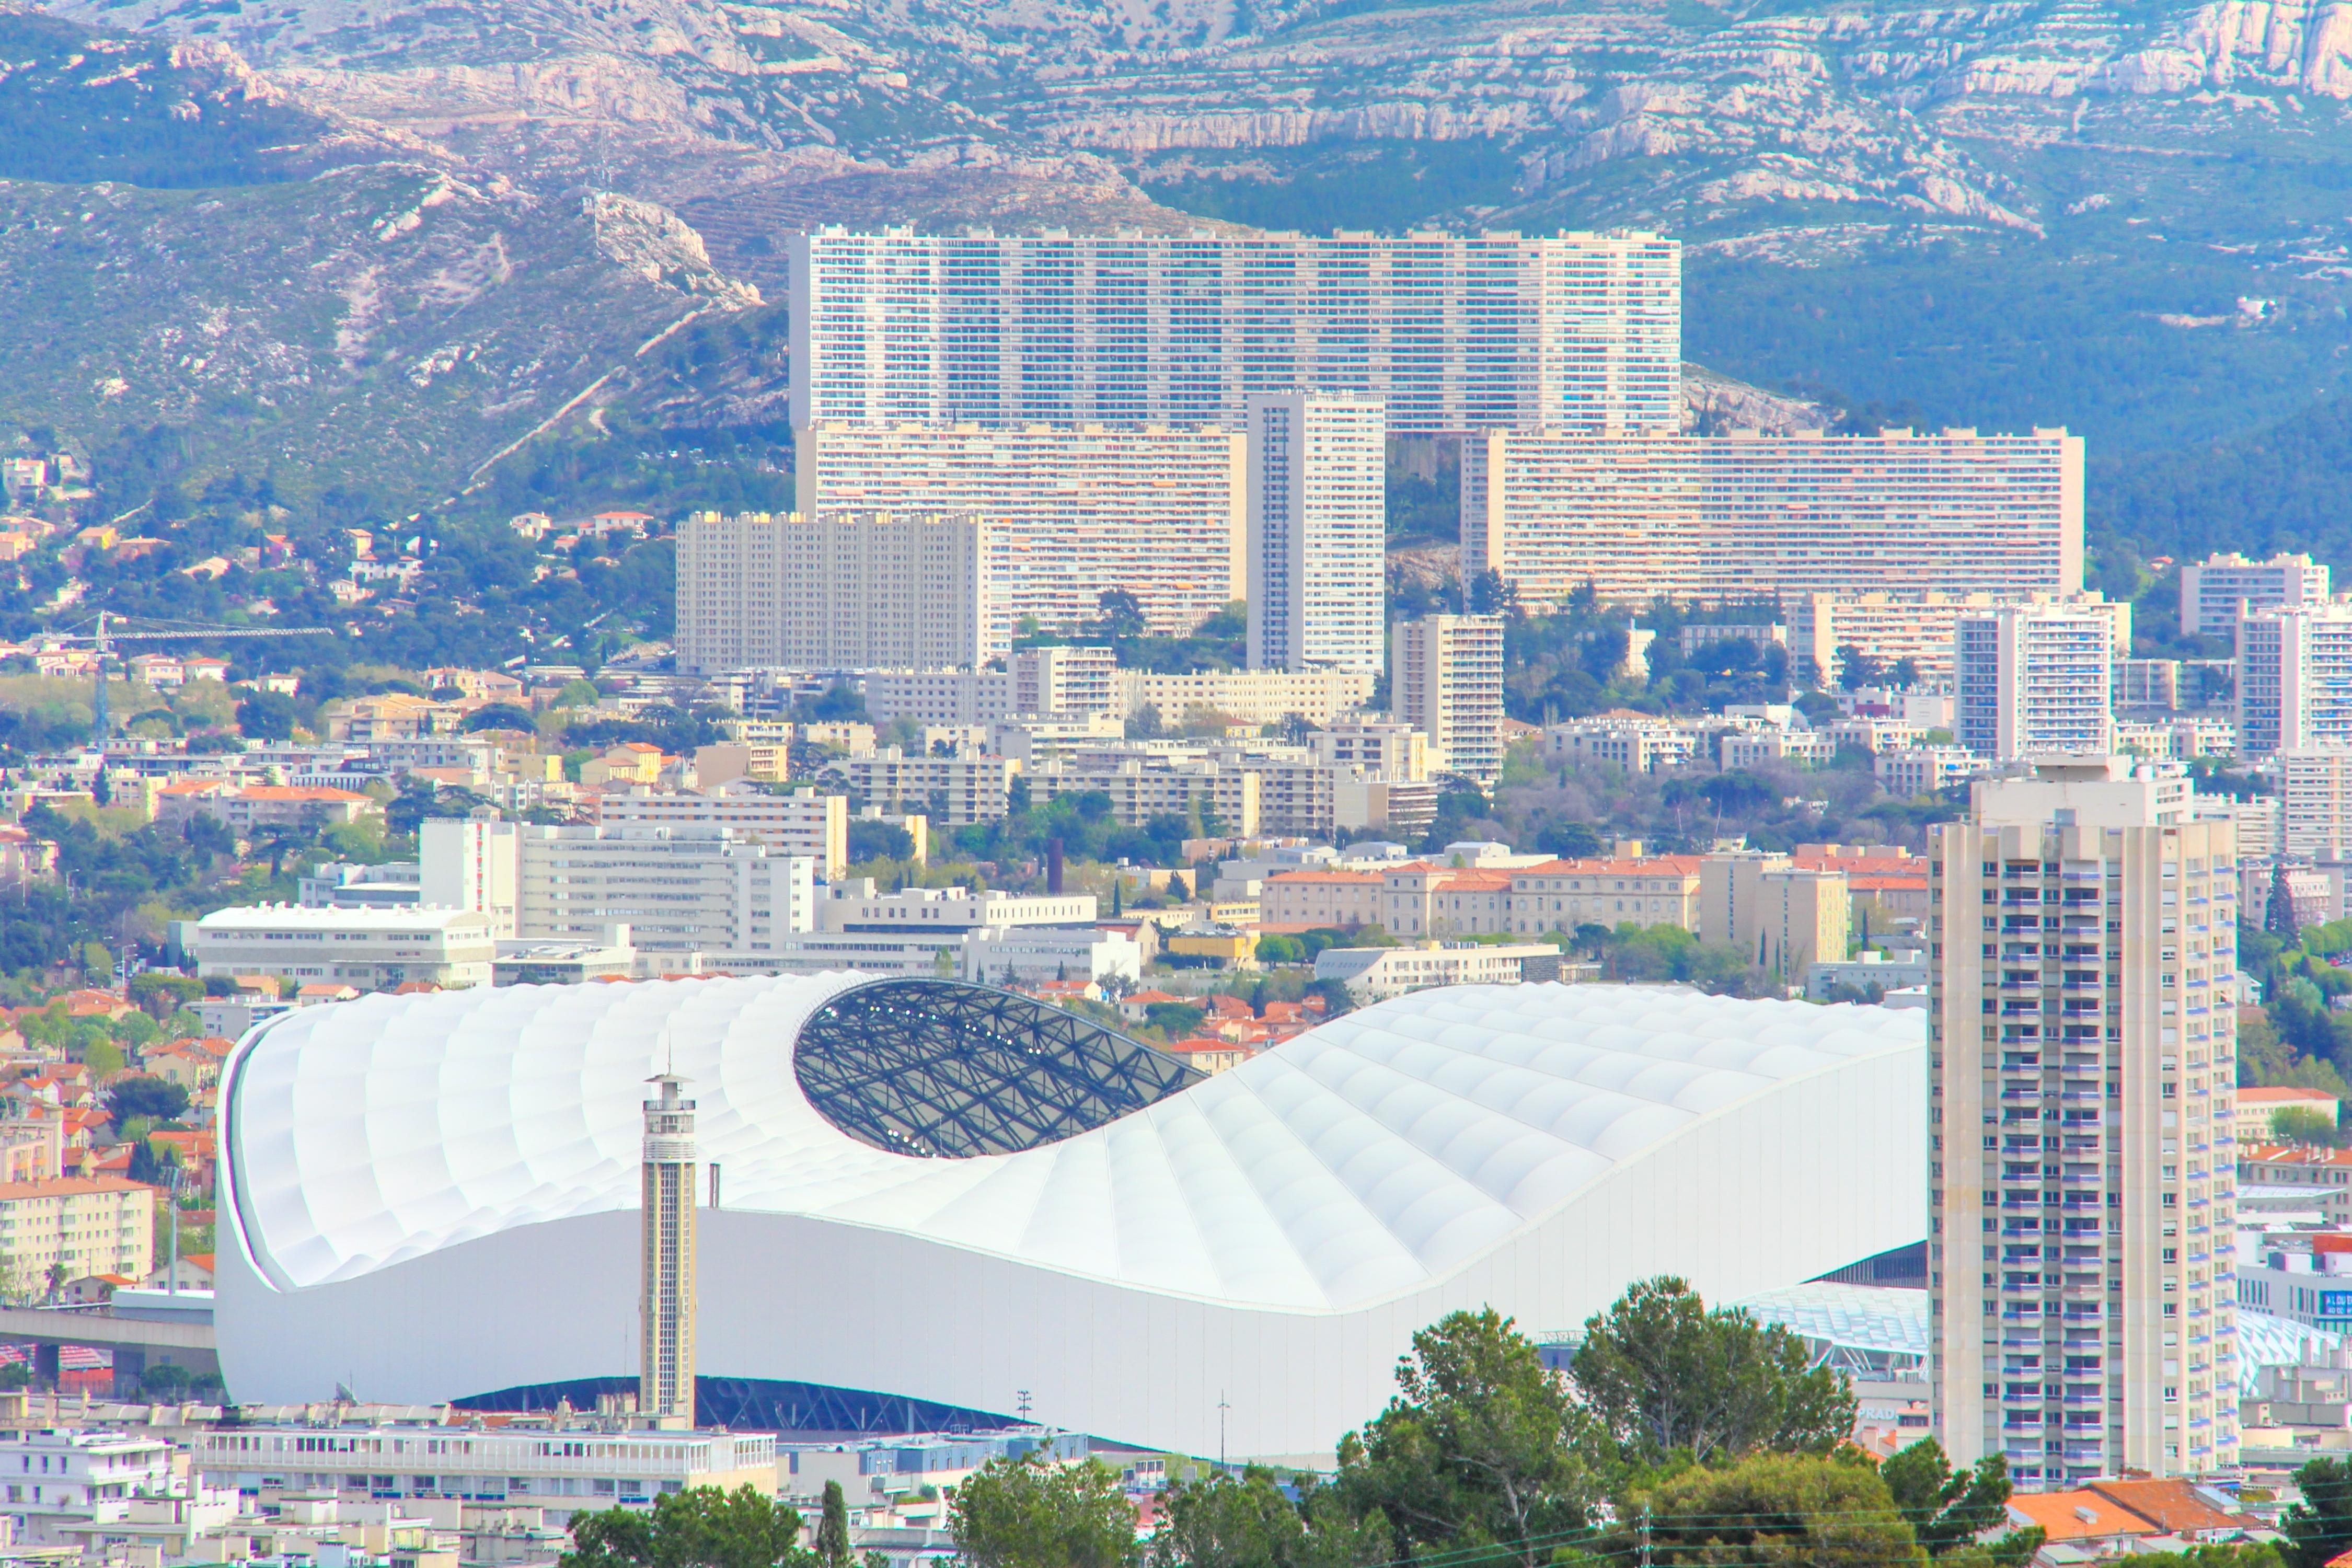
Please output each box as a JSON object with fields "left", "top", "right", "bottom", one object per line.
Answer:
{"left": 47, "top": 610, "right": 335, "bottom": 746}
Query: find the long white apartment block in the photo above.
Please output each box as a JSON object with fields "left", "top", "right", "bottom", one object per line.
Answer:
{"left": 187, "top": 904, "right": 497, "bottom": 990}
{"left": 1118, "top": 667, "right": 1375, "bottom": 728}
{"left": 512, "top": 825, "right": 818, "bottom": 954}
{"left": 2180, "top": 552, "right": 2330, "bottom": 636}
{"left": 1954, "top": 602, "right": 2124, "bottom": 760}
{"left": 1463, "top": 427, "right": 2084, "bottom": 609}
{"left": 1247, "top": 393, "right": 1386, "bottom": 674}
{"left": 795, "top": 422, "right": 1244, "bottom": 637}
{"left": 595, "top": 788, "right": 850, "bottom": 879}
{"left": 1393, "top": 615, "right": 1507, "bottom": 789}
{"left": 2236, "top": 603, "right": 2352, "bottom": 756}
{"left": 786, "top": 228, "right": 1682, "bottom": 435}
{"left": 1928, "top": 758, "right": 2239, "bottom": 1488}
{"left": 676, "top": 510, "right": 999, "bottom": 674}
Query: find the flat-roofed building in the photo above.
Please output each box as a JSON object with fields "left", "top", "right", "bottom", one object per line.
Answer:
{"left": 824, "top": 751, "right": 1018, "bottom": 827}
{"left": 675, "top": 510, "right": 999, "bottom": 675}
{"left": 1954, "top": 601, "right": 2122, "bottom": 759}
{"left": 1120, "top": 668, "right": 1375, "bottom": 729}
{"left": 1260, "top": 869, "right": 1385, "bottom": 929}
{"left": 1503, "top": 855, "right": 1705, "bottom": 935}
{"left": 1393, "top": 614, "right": 1505, "bottom": 789}
{"left": 2181, "top": 551, "right": 2330, "bottom": 636}
{"left": 188, "top": 904, "right": 495, "bottom": 990}
{"left": 594, "top": 788, "right": 849, "bottom": 879}
{"left": 786, "top": 228, "right": 1682, "bottom": 436}
{"left": 1248, "top": 393, "right": 1386, "bottom": 675}
{"left": 1465, "top": 428, "right": 2083, "bottom": 611}
{"left": 794, "top": 424, "right": 1242, "bottom": 638}
{"left": 2238, "top": 603, "right": 2352, "bottom": 756}
{"left": 513, "top": 825, "right": 817, "bottom": 954}
{"left": 193, "top": 1422, "right": 776, "bottom": 1526}
{"left": 0, "top": 1177, "right": 153, "bottom": 1292}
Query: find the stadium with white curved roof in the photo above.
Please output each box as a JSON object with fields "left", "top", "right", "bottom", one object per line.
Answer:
{"left": 218, "top": 974, "right": 1926, "bottom": 1459}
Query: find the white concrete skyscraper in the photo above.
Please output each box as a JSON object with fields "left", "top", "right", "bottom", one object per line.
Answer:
{"left": 1927, "top": 758, "right": 2239, "bottom": 1489}
{"left": 641, "top": 1073, "right": 698, "bottom": 1421}
{"left": 1246, "top": 393, "right": 1385, "bottom": 675}
{"left": 1954, "top": 601, "right": 2125, "bottom": 760}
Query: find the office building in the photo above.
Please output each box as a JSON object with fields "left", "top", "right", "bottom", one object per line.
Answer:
{"left": 641, "top": 1073, "right": 697, "bottom": 1420}
{"left": 512, "top": 825, "right": 817, "bottom": 954}
{"left": 1954, "top": 602, "right": 2120, "bottom": 759}
{"left": 1463, "top": 428, "right": 2084, "bottom": 610}
{"left": 218, "top": 976, "right": 1920, "bottom": 1460}
{"left": 795, "top": 423, "right": 1244, "bottom": 637}
{"left": 594, "top": 789, "right": 849, "bottom": 879}
{"left": 2236, "top": 604, "right": 2352, "bottom": 756}
{"left": 419, "top": 817, "right": 520, "bottom": 938}
{"left": 1927, "top": 757, "right": 2239, "bottom": 1487}
{"left": 2180, "top": 552, "right": 2330, "bottom": 636}
{"left": 1119, "top": 667, "right": 1375, "bottom": 729}
{"left": 675, "top": 510, "right": 1000, "bottom": 675}
{"left": 1392, "top": 615, "right": 1506, "bottom": 789}
{"left": 187, "top": 904, "right": 497, "bottom": 990}
{"left": 2282, "top": 750, "right": 2352, "bottom": 860}
{"left": 1247, "top": 393, "right": 1386, "bottom": 674}
{"left": 786, "top": 228, "right": 1681, "bottom": 436}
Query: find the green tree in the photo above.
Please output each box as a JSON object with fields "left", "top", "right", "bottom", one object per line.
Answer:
{"left": 1150, "top": 1468, "right": 1389, "bottom": 1568}
{"left": 949, "top": 1453, "right": 1138, "bottom": 1568}
{"left": 2285, "top": 1457, "right": 2352, "bottom": 1568}
{"left": 816, "top": 1480, "right": 851, "bottom": 1568}
{"left": 235, "top": 690, "right": 301, "bottom": 741}
{"left": 2274, "top": 1105, "right": 2344, "bottom": 1145}
{"left": 562, "top": 1485, "right": 813, "bottom": 1568}
{"left": 2272, "top": 862, "right": 2305, "bottom": 942}
{"left": 1569, "top": 1276, "right": 1854, "bottom": 1466}
{"left": 127, "top": 972, "right": 202, "bottom": 1018}
{"left": 1880, "top": 1440, "right": 2013, "bottom": 1557}
{"left": 1618, "top": 1450, "right": 1922, "bottom": 1568}
{"left": 1335, "top": 1307, "right": 1594, "bottom": 1568}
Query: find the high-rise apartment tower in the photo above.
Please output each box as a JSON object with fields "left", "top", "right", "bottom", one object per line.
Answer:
{"left": 1391, "top": 615, "right": 1506, "bottom": 789}
{"left": 641, "top": 1072, "right": 698, "bottom": 1420}
{"left": 2235, "top": 603, "right": 2352, "bottom": 757}
{"left": 1927, "top": 758, "right": 2239, "bottom": 1489}
{"left": 1954, "top": 602, "right": 2125, "bottom": 760}
{"left": 1247, "top": 394, "right": 1385, "bottom": 675}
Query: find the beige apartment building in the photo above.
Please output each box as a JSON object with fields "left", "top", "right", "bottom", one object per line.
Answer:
{"left": 1927, "top": 758, "right": 2238, "bottom": 1489}
{"left": 1697, "top": 856, "right": 1851, "bottom": 978}
{"left": 0, "top": 1177, "right": 154, "bottom": 1290}
{"left": 1503, "top": 856, "right": 1705, "bottom": 935}
{"left": 1260, "top": 870, "right": 1385, "bottom": 930}
{"left": 1393, "top": 615, "right": 1506, "bottom": 789}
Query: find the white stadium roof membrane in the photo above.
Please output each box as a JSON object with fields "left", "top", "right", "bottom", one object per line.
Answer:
{"left": 220, "top": 974, "right": 1927, "bottom": 1459}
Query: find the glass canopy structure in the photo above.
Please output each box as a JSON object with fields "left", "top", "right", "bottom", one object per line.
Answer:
{"left": 793, "top": 978, "right": 1201, "bottom": 1158}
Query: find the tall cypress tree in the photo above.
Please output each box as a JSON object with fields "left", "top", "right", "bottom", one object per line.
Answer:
{"left": 816, "top": 1479, "right": 851, "bottom": 1568}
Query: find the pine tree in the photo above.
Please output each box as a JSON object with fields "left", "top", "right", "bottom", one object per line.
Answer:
{"left": 816, "top": 1479, "right": 851, "bottom": 1568}
{"left": 2270, "top": 861, "right": 2304, "bottom": 942}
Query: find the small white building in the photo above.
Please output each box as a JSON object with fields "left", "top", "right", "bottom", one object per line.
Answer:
{"left": 0, "top": 1427, "right": 182, "bottom": 1546}
{"left": 1312, "top": 941, "right": 1561, "bottom": 1000}
{"left": 187, "top": 905, "right": 496, "bottom": 991}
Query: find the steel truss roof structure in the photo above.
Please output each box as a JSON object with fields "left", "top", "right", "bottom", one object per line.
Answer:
{"left": 794, "top": 979, "right": 1199, "bottom": 1158}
